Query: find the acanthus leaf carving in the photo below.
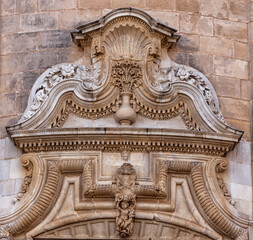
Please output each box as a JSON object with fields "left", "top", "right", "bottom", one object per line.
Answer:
{"left": 23, "top": 60, "right": 107, "bottom": 121}
{"left": 147, "top": 58, "right": 225, "bottom": 123}
{"left": 215, "top": 159, "right": 236, "bottom": 207}
{"left": 111, "top": 60, "right": 142, "bottom": 93}
{"left": 13, "top": 156, "right": 33, "bottom": 204}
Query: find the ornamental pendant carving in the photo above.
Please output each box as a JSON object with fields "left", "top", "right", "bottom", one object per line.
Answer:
{"left": 115, "top": 163, "right": 137, "bottom": 238}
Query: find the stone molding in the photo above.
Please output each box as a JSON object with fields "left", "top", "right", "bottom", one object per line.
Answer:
{"left": 7, "top": 9, "right": 242, "bottom": 137}
{"left": 0, "top": 152, "right": 251, "bottom": 239}
{"left": 1, "top": 7, "right": 251, "bottom": 240}
{"left": 7, "top": 127, "right": 241, "bottom": 156}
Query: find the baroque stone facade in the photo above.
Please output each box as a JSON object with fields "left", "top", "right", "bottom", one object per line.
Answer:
{"left": 0, "top": 2, "right": 253, "bottom": 240}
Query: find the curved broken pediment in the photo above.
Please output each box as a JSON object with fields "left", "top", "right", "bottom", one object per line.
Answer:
{"left": 2, "top": 7, "right": 252, "bottom": 240}
{"left": 7, "top": 8, "right": 243, "bottom": 156}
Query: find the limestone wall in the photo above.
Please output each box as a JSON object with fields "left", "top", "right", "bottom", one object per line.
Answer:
{"left": 0, "top": 0, "right": 252, "bottom": 218}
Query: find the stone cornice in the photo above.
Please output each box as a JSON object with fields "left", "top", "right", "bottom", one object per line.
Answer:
{"left": 8, "top": 127, "right": 241, "bottom": 156}
{"left": 72, "top": 7, "right": 180, "bottom": 48}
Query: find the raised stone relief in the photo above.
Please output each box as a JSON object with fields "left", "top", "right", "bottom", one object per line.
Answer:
{"left": 1, "top": 7, "right": 252, "bottom": 240}
{"left": 115, "top": 163, "right": 137, "bottom": 237}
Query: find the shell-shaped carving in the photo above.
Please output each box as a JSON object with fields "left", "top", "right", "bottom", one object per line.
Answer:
{"left": 103, "top": 24, "right": 151, "bottom": 60}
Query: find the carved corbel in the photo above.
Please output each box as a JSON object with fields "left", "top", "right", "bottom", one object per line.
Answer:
{"left": 91, "top": 35, "right": 104, "bottom": 57}
{"left": 149, "top": 35, "right": 161, "bottom": 58}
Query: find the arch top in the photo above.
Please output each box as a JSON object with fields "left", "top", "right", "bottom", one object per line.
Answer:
{"left": 73, "top": 7, "right": 180, "bottom": 37}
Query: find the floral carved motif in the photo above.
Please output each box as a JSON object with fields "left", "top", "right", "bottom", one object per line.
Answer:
{"left": 111, "top": 60, "right": 142, "bottom": 92}
{"left": 24, "top": 62, "right": 106, "bottom": 120}
{"left": 147, "top": 59, "right": 225, "bottom": 123}
{"left": 111, "top": 60, "right": 143, "bottom": 125}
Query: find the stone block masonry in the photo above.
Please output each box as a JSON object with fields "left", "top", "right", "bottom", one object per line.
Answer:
{"left": 0, "top": 0, "right": 252, "bottom": 219}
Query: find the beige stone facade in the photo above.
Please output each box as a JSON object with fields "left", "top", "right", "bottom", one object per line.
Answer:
{"left": 0, "top": 1, "right": 252, "bottom": 240}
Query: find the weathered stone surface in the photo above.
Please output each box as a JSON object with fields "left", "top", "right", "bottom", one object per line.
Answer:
{"left": 21, "top": 12, "right": 59, "bottom": 32}
{"left": 177, "top": 34, "right": 199, "bottom": 52}
{"left": 0, "top": 0, "right": 16, "bottom": 15}
{"left": 110, "top": 0, "right": 146, "bottom": 8}
{"left": 230, "top": 183, "right": 252, "bottom": 201}
{"left": 16, "top": 92, "right": 30, "bottom": 113}
{"left": 241, "top": 80, "right": 251, "bottom": 100}
{"left": 0, "top": 93, "right": 18, "bottom": 116}
{"left": 0, "top": 160, "right": 10, "bottom": 180}
{"left": 249, "top": 2, "right": 253, "bottom": 22}
{"left": 146, "top": 0, "right": 176, "bottom": 10}
{"left": 14, "top": 178, "right": 24, "bottom": 194}
{"left": 21, "top": 71, "right": 41, "bottom": 91}
{"left": 176, "top": 0, "right": 200, "bottom": 13}
{"left": 233, "top": 198, "right": 253, "bottom": 217}
{"left": 10, "top": 159, "right": 26, "bottom": 179}
{"left": 58, "top": 46, "right": 84, "bottom": 63}
{"left": 1, "top": 15, "right": 20, "bottom": 34}
{"left": 226, "top": 161, "right": 252, "bottom": 185}
{"left": 200, "top": 0, "right": 229, "bottom": 19}
{"left": 38, "top": 30, "right": 72, "bottom": 49}
{"left": 60, "top": 10, "right": 101, "bottom": 30}
{"left": 180, "top": 14, "right": 213, "bottom": 36}
{"left": 214, "top": 19, "right": 248, "bottom": 42}
{"left": 146, "top": 11, "right": 179, "bottom": 29}
{"left": 39, "top": 0, "right": 77, "bottom": 10}
{"left": 249, "top": 22, "right": 253, "bottom": 42}
{"left": 213, "top": 56, "right": 248, "bottom": 79}
{"left": 212, "top": 76, "right": 240, "bottom": 98}
{"left": 1, "top": 51, "right": 58, "bottom": 74}
{"left": 16, "top": 0, "right": 37, "bottom": 13}
{"left": 0, "top": 116, "right": 20, "bottom": 139}
{"left": 0, "top": 179, "right": 15, "bottom": 196}
{"left": 250, "top": 42, "right": 253, "bottom": 60}
{"left": 78, "top": 0, "right": 110, "bottom": 9}
{"left": 1, "top": 33, "right": 36, "bottom": 54}
{"left": 0, "top": 139, "right": 4, "bottom": 160}
{"left": 189, "top": 53, "right": 213, "bottom": 75}
{"left": 228, "top": 141, "right": 251, "bottom": 165}
{"left": 0, "top": 196, "right": 15, "bottom": 211}
{"left": 200, "top": 36, "right": 233, "bottom": 58}
{"left": 235, "top": 42, "right": 249, "bottom": 61}
{"left": 0, "top": 73, "right": 22, "bottom": 94}
{"left": 229, "top": 0, "right": 248, "bottom": 22}
{"left": 168, "top": 50, "right": 188, "bottom": 65}
{"left": 219, "top": 97, "right": 250, "bottom": 121}
{"left": 4, "top": 137, "right": 21, "bottom": 160}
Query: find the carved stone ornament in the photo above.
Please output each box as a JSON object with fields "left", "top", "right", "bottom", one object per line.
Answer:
{"left": 2, "top": 7, "right": 252, "bottom": 240}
